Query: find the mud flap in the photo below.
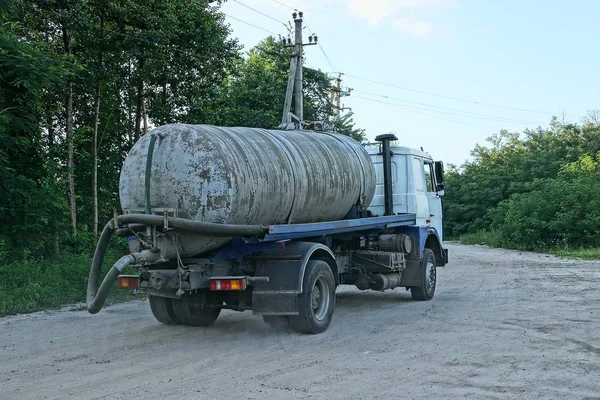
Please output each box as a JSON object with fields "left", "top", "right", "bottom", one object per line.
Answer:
{"left": 249, "top": 242, "right": 335, "bottom": 315}
{"left": 253, "top": 292, "right": 299, "bottom": 315}
{"left": 399, "top": 259, "right": 422, "bottom": 287}
{"left": 252, "top": 259, "right": 301, "bottom": 315}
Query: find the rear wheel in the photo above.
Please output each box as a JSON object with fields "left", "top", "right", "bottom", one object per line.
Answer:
{"left": 289, "top": 260, "right": 335, "bottom": 334}
{"left": 149, "top": 295, "right": 179, "bottom": 325}
{"left": 172, "top": 291, "right": 221, "bottom": 326}
{"left": 410, "top": 248, "right": 436, "bottom": 301}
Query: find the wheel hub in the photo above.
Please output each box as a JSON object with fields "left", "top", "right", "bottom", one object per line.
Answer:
{"left": 311, "top": 275, "right": 330, "bottom": 321}
{"left": 425, "top": 260, "right": 436, "bottom": 295}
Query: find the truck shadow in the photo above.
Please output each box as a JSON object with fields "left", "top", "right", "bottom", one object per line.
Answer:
{"left": 335, "top": 289, "right": 414, "bottom": 308}
{"left": 161, "top": 290, "right": 417, "bottom": 336}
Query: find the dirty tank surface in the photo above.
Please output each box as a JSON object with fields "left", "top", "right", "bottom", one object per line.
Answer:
{"left": 119, "top": 124, "right": 376, "bottom": 256}
{"left": 2, "top": 243, "right": 600, "bottom": 399}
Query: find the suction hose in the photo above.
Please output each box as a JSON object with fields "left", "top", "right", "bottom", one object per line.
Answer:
{"left": 87, "top": 253, "right": 136, "bottom": 314}
{"left": 118, "top": 214, "right": 267, "bottom": 237}
{"left": 87, "top": 220, "right": 124, "bottom": 314}
{"left": 86, "top": 215, "right": 268, "bottom": 314}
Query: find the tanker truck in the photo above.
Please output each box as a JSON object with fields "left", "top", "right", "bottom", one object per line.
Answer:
{"left": 86, "top": 124, "right": 448, "bottom": 334}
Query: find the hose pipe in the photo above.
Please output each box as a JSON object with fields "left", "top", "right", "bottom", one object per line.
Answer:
{"left": 86, "top": 214, "right": 267, "bottom": 314}
{"left": 86, "top": 254, "right": 136, "bottom": 314}
{"left": 86, "top": 220, "right": 114, "bottom": 313}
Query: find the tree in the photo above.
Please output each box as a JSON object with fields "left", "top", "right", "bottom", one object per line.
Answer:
{"left": 212, "top": 36, "right": 335, "bottom": 129}
{"left": 1, "top": 0, "right": 242, "bottom": 258}
{"left": 443, "top": 116, "right": 600, "bottom": 248}
{"left": 330, "top": 112, "right": 365, "bottom": 142}
{"left": 0, "top": 20, "right": 69, "bottom": 257}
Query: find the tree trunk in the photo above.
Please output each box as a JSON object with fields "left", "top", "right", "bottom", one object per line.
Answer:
{"left": 142, "top": 97, "right": 148, "bottom": 134}
{"left": 92, "top": 82, "right": 100, "bottom": 237}
{"left": 126, "top": 58, "right": 134, "bottom": 146}
{"left": 66, "top": 80, "right": 76, "bottom": 235}
{"left": 134, "top": 56, "right": 145, "bottom": 141}
{"left": 92, "top": 9, "right": 105, "bottom": 238}
{"left": 63, "top": 25, "right": 76, "bottom": 235}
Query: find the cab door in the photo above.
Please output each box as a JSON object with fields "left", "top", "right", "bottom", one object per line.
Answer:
{"left": 410, "top": 157, "right": 430, "bottom": 225}
{"left": 423, "top": 160, "right": 444, "bottom": 239}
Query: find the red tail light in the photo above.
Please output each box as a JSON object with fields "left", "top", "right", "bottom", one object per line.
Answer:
{"left": 209, "top": 278, "right": 247, "bottom": 291}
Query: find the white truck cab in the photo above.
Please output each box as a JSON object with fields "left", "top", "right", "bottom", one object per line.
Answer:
{"left": 365, "top": 143, "right": 445, "bottom": 240}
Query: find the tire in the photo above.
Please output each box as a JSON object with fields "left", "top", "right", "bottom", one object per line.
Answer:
{"left": 289, "top": 260, "right": 335, "bottom": 334}
{"left": 262, "top": 315, "right": 292, "bottom": 332}
{"left": 149, "top": 295, "right": 179, "bottom": 325}
{"left": 410, "top": 248, "right": 437, "bottom": 301}
{"left": 171, "top": 291, "right": 221, "bottom": 326}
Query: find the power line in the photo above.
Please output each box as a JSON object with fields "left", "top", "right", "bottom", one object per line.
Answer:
{"left": 229, "top": 4, "right": 560, "bottom": 119}
{"left": 303, "top": 17, "right": 548, "bottom": 116}
{"left": 267, "top": 0, "right": 296, "bottom": 11}
{"left": 346, "top": 74, "right": 556, "bottom": 116}
{"left": 317, "top": 43, "right": 339, "bottom": 73}
{"left": 304, "top": 20, "right": 339, "bottom": 73}
{"left": 352, "top": 89, "right": 541, "bottom": 124}
{"left": 304, "top": 59, "right": 317, "bottom": 70}
{"left": 354, "top": 95, "right": 487, "bottom": 129}
{"left": 231, "top": 0, "right": 287, "bottom": 27}
{"left": 224, "top": 13, "right": 279, "bottom": 35}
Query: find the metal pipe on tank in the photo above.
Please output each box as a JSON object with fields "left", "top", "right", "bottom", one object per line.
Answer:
{"left": 375, "top": 134, "right": 398, "bottom": 216}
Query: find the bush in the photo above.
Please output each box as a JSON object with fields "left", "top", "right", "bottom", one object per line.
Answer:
{"left": 491, "top": 177, "right": 600, "bottom": 250}
{"left": 0, "top": 239, "right": 135, "bottom": 316}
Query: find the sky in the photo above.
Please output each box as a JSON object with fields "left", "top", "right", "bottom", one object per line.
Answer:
{"left": 220, "top": 0, "right": 599, "bottom": 165}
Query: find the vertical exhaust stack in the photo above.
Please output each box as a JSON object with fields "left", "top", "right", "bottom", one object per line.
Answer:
{"left": 375, "top": 134, "right": 398, "bottom": 216}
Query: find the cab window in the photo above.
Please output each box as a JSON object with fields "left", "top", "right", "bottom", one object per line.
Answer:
{"left": 423, "top": 162, "right": 435, "bottom": 192}
{"left": 412, "top": 158, "right": 426, "bottom": 192}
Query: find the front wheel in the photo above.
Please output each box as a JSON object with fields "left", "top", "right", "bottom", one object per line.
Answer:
{"left": 410, "top": 248, "right": 437, "bottom": 301}
{"left": 289, "top": 260, "right": 335, "bottom": 334}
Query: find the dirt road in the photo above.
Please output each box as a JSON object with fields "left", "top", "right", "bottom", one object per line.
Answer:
{"left": 1, "top": 243, "right": 599, "bottom": 399}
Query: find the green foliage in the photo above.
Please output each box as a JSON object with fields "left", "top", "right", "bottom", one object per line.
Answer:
{"left": 445, "top": 116, "right": 600, "bottom": 253}
{"left": 457, "top": 230, "right": 504, "bottom": 247}
{"left": 457, "top": 230, "right": 600, "bottom": 259}
{"left": 330, "top": 112, "right": 366, "bottom": 142}
{"left": 548, "top": 247, "right": 600, "bottom": 260}
{"left": 0, "top": 21, "right": 71, "bottom": 259}
{"left": 211, "top": 36, "right": 336, "bottom": 129}
{"left": 491, "top": 177, "right": 600, "bottom": 250}
{"left": 0, "top": 239, "right": 137, "bottom": 316}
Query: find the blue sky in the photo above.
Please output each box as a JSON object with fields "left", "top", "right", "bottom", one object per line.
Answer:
{"left": 220, "top": 0, "right": 599, "bottom": 165}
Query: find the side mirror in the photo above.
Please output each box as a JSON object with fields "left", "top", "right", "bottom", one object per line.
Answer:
{"left": 434, "top": 161, "right": 445, "bottom": 194}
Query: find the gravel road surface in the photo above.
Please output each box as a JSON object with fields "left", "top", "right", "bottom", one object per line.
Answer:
{"left": 1, "top": 243, "right": 599, "bottom": 399}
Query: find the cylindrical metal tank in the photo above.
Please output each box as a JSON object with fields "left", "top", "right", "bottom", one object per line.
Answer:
{"left": 119, "top": 124, "right": 376, "bottom": 256}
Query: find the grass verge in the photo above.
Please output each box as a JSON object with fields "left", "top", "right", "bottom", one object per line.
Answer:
{"left": 547, "top": 247, "right": 600, "bottom": 260}
{"left": 457, "top": 231, "right": 504, "bottom": 247}
{"left": 455, "top": 230, "right": 600, "bottom": 260}
{"left": 0, "top": 249, "right": 143, "bottom": 317}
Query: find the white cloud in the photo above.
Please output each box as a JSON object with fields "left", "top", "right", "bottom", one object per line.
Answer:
{"left": 392, "top": 17, "right": 432, "bottom": 37}
{"left": 336, "top": 0, "right": 456, "bottom": 37}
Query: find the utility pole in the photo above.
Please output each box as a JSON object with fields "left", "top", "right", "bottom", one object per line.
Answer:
{"left": 280, "top": 11, "right": 317, "bottom": 128}
{"left": 334, "top": 73, "right": 342, "bottom": 117}
{"left": 329, "top": 73, "right": 352, "bottom": 117}
{"left": 294, "top": 13, "right": 303, "bottom": 122}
